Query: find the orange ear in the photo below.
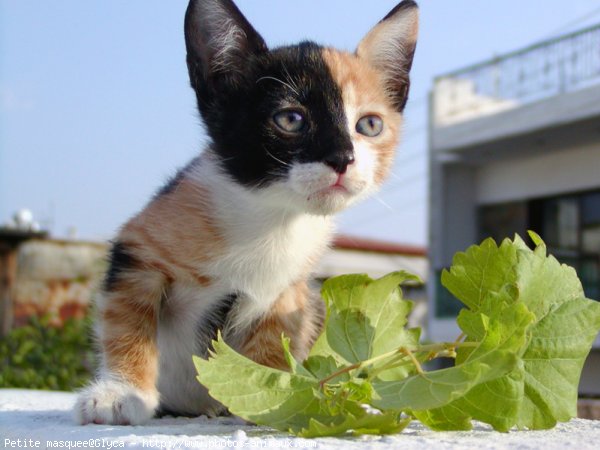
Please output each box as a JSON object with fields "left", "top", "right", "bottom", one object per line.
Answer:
{"left": 356, "top": 1, "right": 419, "bottom": 111}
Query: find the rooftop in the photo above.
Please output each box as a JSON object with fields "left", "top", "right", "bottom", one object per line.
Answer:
{"left": 433, "top": 23, "right": 600, "bottom": 127}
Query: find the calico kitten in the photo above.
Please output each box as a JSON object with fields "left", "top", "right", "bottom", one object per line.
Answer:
{"left": 75, "top": 0, "right": 418, "bottom": 425}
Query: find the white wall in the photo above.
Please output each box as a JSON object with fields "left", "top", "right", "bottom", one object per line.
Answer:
{"left": 477, "top": 142, "right": 600, "bottom": 205}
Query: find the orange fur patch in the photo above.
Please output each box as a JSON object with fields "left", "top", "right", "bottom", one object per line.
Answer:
{"left": 239, "top": 281, "right": 324, "bottom": 370}
{"left": 321, "top": 48, "right": 402, "bottom": 185}
{"left": 96, "top": 177, "right": 225, "bottom": 392}
{"left": 101, "top": 291, "right": 160, "bottom": 391}
{"left": 119, "top": 179, "right": 221, "bottom": 287}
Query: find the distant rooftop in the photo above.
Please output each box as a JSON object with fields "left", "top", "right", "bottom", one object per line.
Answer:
{"left": 0, "top": 227, "right": 48, "bottom": 250}
{"left": 433, "top": 23, "right": 600, "bottom": 127}
{"left": 333, "top": 234, "right": 427, "bottom": 256}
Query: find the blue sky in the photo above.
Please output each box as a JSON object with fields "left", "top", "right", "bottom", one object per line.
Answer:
{"left": 2, "top": 0, "right": 600, "bottom": 245}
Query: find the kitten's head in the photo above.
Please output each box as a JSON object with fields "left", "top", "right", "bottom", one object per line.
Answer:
{"left": 185, "top": 0, "right": 418, "bottom": 215}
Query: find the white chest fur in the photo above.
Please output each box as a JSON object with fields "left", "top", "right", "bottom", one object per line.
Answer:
{"left": 218, "top": 211, "right": 332, "bottom": 317}
{"left": 190, "top": 153, "right": 335, "bottom": 323}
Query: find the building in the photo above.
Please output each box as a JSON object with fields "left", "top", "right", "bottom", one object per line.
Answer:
{"left": 428, "top": 24, "right": 600, "bottom": 394}
{"left": 0, "top": 234, "right": 107, "bottom": 335}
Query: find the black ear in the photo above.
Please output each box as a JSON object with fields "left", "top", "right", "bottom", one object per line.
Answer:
{"left": 356, "top": 1, "right": 419, "bottom": 111}
{"left": 184, "top": 0, "right": 268, "bottom": 89}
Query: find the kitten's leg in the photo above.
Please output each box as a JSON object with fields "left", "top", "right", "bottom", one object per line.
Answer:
{"left": 75, "top": 255, "right": 165, "bottom": 426}
{"left": 238, "top": 281, "right": 325, "bottom": 369}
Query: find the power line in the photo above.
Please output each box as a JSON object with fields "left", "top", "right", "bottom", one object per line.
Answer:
{"left": 386, "top": 174, "right": 428, "bottom": 192}
{"left": 400, "top": 125, "right": 427, "bottom": 145}
{"left": 394, "top": 149, "right": 427, "bottom": 167}
{"left": 385, "top": 169, "right": 428, "bottom": 191}
{"left": 344, "top": 194, "right": 428, "bottom": 229}
{"left": 343, "top": 170, "right": 429, "bottom": 228}
{"left": 540, "top": 5, "right": 600, "bottom": 40}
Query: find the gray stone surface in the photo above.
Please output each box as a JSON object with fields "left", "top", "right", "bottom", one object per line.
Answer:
{"left": 2, "top": 389, "right": 600, "bottom": 450}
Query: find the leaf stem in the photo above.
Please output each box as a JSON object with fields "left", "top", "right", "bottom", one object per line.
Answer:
{"left": 317, "top": 341, "right": 477, "bottom": 388}
{"left": 319, "top": 362, "right": 361, "bottom": 388}
{"left": 401, "top": 347, "right": 424, "bottom": 374}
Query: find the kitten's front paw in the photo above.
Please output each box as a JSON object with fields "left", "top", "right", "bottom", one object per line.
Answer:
{"left": 75, "top": 379, "right": 159, "bottom": 425}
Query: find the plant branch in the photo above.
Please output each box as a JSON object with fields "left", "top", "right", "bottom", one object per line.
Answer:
{"left": 318, "top": 341, "right": 477, "bottom": 388}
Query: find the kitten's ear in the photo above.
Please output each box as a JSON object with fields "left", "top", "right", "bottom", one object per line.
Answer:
{"left": 184, "top": 0, "right": 268, "bottom": 88}
{"left": 357, "top": 1, "right": 419, "bottom": 111}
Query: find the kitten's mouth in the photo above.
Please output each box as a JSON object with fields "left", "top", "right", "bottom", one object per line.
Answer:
{"left": 309, "top": 178, "right": 352, "bottom": 200}
{"left": 288, "top": 163, "right": 364, "bottom": 211}
{"left": 323, "top": 181, "right": 350, "bottom": 194}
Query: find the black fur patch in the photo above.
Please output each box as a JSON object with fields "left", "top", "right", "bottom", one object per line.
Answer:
{"left": 154, "top": 169, "right": 187, "bottom": 199}
{"left": 153, "top": 156, "right": 200, "bottom": 200}
{"left": 103, "top": 242, "right": 139, "bottom": 291}
{"left": 198, "top": 293, "right": 239, "bottom": 356}
{"left": 189, "top": 39, "right": 353, "bottom": 187}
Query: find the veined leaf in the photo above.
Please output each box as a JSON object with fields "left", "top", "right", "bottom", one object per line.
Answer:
{"left": 299, "top": 409, "right": 410, "bottom": 438}
{"left": 194, "top": 334, "right": 410, "bottom": 437}
{"left": 371, "top": 308, "right": 522, "bottom": 412}
{"left": 423, "top": 234, "right": 600, "bottom": 431}
{"left": 194, "top": 234, "right": 600, "bottom": 436}
{"left": 441, "top": 238, "right": 518, "bottom": 312}
{"left": 414, "top": 296, "right": 533, "bottom": 431}
{"left": 194, "top": 335, "right": 325, "bottom": 434}
{"left": 518, "top": 297, "right": 600, "bottom": 429}
{"left": 311, "top": 272, "right": 420, "bottom": 376}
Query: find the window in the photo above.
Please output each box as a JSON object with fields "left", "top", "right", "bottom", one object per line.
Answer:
{"left": 492, "top": 190, "right": 600, "bottom": 300}
{"left": 434, "top": 271, "right": 462, "bottom": 317}
{"left": 435, "top": 189, "right": 600, "bottom": 319}
{"left": 479, "top": 201, "right": 527, "bottom": 243}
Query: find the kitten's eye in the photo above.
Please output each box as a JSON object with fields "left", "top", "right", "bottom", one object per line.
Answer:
{"left": 356, "top": 115, "right": 383, "bottom": 137}
{"left": 273, "top": 110, "right": 305, "bottom": 133}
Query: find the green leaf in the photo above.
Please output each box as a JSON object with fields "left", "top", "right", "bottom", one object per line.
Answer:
{"left": 441, "top": 238, "right": 518, "bottom": 312}
{"left": 299, "top": 409, "right": 410, "bottom": 438}
{"left": 517, "top": 297, "right": 600, "bottom": 429}
{"left": 415, "top": 298, "right": 533, "bottom": 431}
{"left": 314, "top": 272, "right": 420, "bottom": 370}
{"left": 195, "top": 334, "right": 411, "bottom": 437}
{"left": 429, "top": 234, "right": 600, "bottom": 431}
{"left": 194, "top": 335, "right": 325, "bottom": 434}
{"left": 193, "top": 234, "right": 600, "bottom": 436}
{"left": 371, "top": 312, "right": 521, "bottom": 412}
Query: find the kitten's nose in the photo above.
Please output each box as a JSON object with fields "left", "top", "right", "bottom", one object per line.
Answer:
{"left": 324, "top": 151, "right": 355, "bottom": 174}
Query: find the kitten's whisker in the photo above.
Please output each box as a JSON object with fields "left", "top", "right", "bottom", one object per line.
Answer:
{"left": 281, "top": 63, "right": 301, "bottom": 95}
{"left": 265, "top": 149, "right": 291, "bottom": 167}
{"left": 373, "top": 194, "right": 396, "bottom": 213}
{"left": 387, "top": 170, "right": 404, "bottom": 182}
{"left": 256, "top": 76, "right": 300, "bottom": 96}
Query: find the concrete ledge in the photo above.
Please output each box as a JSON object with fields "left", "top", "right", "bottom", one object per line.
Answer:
{"left": 1, "top": 389, "right": 600, "bottom": 450}
{"left": 432, "top": 84, "right": 600, "bottom": 154}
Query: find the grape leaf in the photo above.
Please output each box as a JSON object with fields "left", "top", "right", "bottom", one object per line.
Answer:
{"left": 518, "top": 297, "right": 600, "bottom": 428}
{"left": 193, "top": 335, "right": 325, "bottom": 434}
{"left": 413, "top": 296, "right": 532, "bottom": 431}
{"left": 309, "top": 271, "right": 420, "bottom": 379}
{"left": 194, "top": 236, "right": 600, "bottom": 437}
{"left": 441, "top": 237, "right": 518, "bottom": 312}
{"left": 300, "top": 409, "right": 410, "bottom": 438}
{"left": 418, "top": 234, "right": 600, "bottom": 431}
{"left": 371, "top": 306, "right": 523, "bottom": 411}
{"left": 194, "top": 333, "right": 409, "bottom": 437}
